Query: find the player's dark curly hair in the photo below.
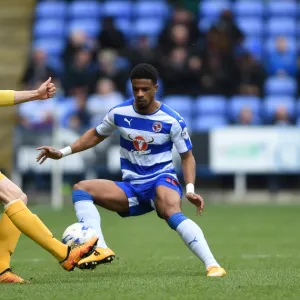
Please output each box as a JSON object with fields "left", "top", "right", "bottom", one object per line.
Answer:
{"left": 130, "top": 63, "right": 158, "bottom": 84}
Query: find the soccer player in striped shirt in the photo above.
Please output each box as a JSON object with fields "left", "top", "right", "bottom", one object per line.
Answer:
{"left": 0, "top": 78, "right": 98, "bottom": 283}
{"left": 37, "top": 64, "right": 226, "bottom": 277}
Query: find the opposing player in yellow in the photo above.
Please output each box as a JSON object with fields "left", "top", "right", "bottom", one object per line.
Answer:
{"left": 0, "top": 78, "right": 98, "bottom": 283}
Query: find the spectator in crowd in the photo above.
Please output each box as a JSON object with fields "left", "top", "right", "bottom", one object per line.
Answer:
{"left": 214, "top": 10, "right": 244, "bottom": 54}
{"left": 237, "top": 53, "right": 265, "bottom": 96}
{"left": 236, "top": 107, "right": 254, "bottom": 126}
{"left": 272, "top": 105, "right": 293, "bottom": 126}
{"left": 128, "top": 35, "right": 159, "bottom": 67}
{"left": 64, "top": 89, "right": 91, "bottom": 133}
{"left": 63, "top": 48, "right": 97, "bottom": 95}
{"left": 63, "top": 30, "right": 93, "bottom": 67}
{"left": 87, "top": 78, "right": 124, "bottom": 127}
{"left": 22, "top": 48, "right": 57, "bottom": 89}
{"left": 159, "top": 7, "right": 202, "bottom": 50}
{"left": 160, "top": 47, "right": 192, "bottom": 95}
{"left": 266, "top": 36, "right": 297, "bottom": 76}
{"left": 95, "top": 49, "right": 129, "bottom": 93}
{"left": 97, "top": 17, "right": 125, "bottom": 52}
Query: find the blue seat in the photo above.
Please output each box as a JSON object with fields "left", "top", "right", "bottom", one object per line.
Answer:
{"left": 102, "top": 1, "right": 133, "bottom": 18}
{"left": 266, "top": 18, "right": 296, "bottom": 37}
{"left": 35, "top": 2, "right": 67, "bottom": 19}
{"left": 198, "top": 17, "right": 217, "bottom": 32}
{"left": 200, "top": 1, "right": 231, "bottom": 18}
{"left": 265, "top": 37, "right": 297, "bottom": 54}
{"left": 237, "top": 18, "right": 263, "bottom": 37}
{"left": 34, "top": 19, "right": 66, "bottom": 39}
{"left": 265, "top": 76, "right": 297, "bottom": 96}
{"left": 296, "top": 117, "right": 300, "bottom": 127}
{"left": 33, "top": 39, "right": 65, "bottom": 57}
{"left": 267, "top": 1, "right": 297, "bottom": 17}
{"left": 195, "top": 96, "right": 227, "bottom": 116}
{"left": 133, "top": 18, "right": 164, "bottom": 37}
{"left": 134, "top": 1, "right": 170, "bottom": 18}
{"left": 68, "top": 20, "right": 101, "bottom": 38}
{"left": 163, "top": 95, "right": 193, "bottom": 117}
{"left": 263, "top": 96, "right": 295, "bottom": 121}
{"left": 114, "top": 18, "right": 132, "bottom": 38}
{"left": 243, "top": 37, "right": 263, "bottom": 60}
{"left": 193, "top": 116, "right": 228, "bottom": 132}
{"left": 229, "top": 96, "right": 261, "bottom": 121}
{"left": 297, "top": 100, "right": 300, "bottom": 116}
{"left": 69, "top": 1, "right": 102, "bottom": 19}
{"left": 126, "top": 79, "right": 164, "bottom": 99}
{"left": 233, "top": 1, "right": 264, "bottom": 17}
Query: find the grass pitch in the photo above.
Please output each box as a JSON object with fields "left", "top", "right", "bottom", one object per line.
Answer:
{"left": 1, "top": 203, "right": 300, "bottom": 300}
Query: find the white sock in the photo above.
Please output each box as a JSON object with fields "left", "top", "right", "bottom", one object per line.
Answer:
{"left": 74, "top": 200, "right": 108, "bottom": 248}
{"left": 176, "top": 219, "right": 220, "bottom": 269}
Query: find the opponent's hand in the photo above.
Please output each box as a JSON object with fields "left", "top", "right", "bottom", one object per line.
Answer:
{"left": 186, "top": 192, "right": 204, "bottom": 216}
{"left": 37, "top": 77, "right": 56, "bottom": 100}
{"left": 36, "top": 146, "right": 62, "bottom": 164}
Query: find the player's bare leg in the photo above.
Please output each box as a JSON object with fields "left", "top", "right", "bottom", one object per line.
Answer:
{"left": 73, "top": 179, "right": 128, "bottom": 269}
{"left": 155, "top": 185, "right": 226, "bottom": 277}
{"left": 0, "top": 173, "right": 98, "bottom": 282}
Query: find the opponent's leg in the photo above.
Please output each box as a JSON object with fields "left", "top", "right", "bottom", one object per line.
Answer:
{"left": 0, "top": 175, "right": 98, "bottom": 275}
{"left": 155, "top": 185, "right": 226, "bottom": 277}
{"left": 73, "top": 179, "right": 129, "bottom": 269}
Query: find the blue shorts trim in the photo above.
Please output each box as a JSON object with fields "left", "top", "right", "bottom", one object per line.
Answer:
{"left": 115, "top": 175, "right": 183, "bottom": 218}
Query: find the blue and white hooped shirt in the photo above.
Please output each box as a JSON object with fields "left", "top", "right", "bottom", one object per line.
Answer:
{"left": 96, "top": 99, "right": 192, "bottom": 185}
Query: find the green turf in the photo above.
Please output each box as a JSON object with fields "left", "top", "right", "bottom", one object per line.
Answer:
{"left": 1, "top": 203, "right": 300, "bottom": 300}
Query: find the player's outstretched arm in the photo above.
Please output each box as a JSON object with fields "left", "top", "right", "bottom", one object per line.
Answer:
{"left": 180, "top": 150, "right": 204, "bottom": 215}
{"left": 0, "top": 77, "right": 56, "bottom": 106}
{"left": 36, "top": 128, "right": 107, "bottom": 164}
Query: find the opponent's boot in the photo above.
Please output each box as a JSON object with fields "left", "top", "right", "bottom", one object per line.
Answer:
{"left": 207, "top": 266, "right": 227, "bottom": 277}
{"left": 60, "top": 237, "right": 98, "bottom": 271}
{"left": 77, "top": 247, "right": 115, "bottom": 270}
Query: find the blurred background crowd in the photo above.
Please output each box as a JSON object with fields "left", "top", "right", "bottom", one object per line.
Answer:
{"left": 20, "top": 0, "right": 300, "bottom": 134}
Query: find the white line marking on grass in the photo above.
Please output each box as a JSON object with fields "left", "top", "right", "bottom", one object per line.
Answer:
{"left": 241, "top": 254, "right": 293, "bottom": 259}
{"left": 12, "top": 258, "right": 45, "bottom": 263}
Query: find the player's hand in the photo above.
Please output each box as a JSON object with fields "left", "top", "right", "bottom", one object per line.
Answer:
{"left": 37, "top": 77, "right": 56, "bottom": 100}
{"left": 36, "top": 146, "right": 62, "bottom": 164}
{"left": 186, "top": 193, "right": 204, "bottom": 216}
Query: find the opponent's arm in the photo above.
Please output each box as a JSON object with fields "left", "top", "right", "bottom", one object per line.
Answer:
{"left": 36, "top": 128, "right": 107, "bottom": 164}
{"left": 180, "top": 150, "right": 204, "bottom": 216}
{"left": 0, "top": 78, "right": 56, "bottom": 106}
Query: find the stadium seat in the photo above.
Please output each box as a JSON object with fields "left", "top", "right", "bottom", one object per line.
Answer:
{"left": 233, "top": 1, "right": 264, "bottom": 17}
{"left": 68, "top": 20, "right": 101, "bottom": 38}
{"left": 33, "top": 39, "right": 65, "bottom": 57}
{"left": 133, "top": 19, "right": 165, "bottom": 37}
{"left": 265, "top": 37, "right": 297, "bottom": 54}
{"left": 199, "top": 1, "right": 231, "bottom": 18}
{"left": 134, "top": 1, "right": 170, "bottom": 18}
{"left": 69, "top": 1, "right": 102, "bottom": 19}
{"left": 296, "top": 117, "right": 300, "bottom": 127}
{"left": 243, "top": 37, "right": 263, "bottom": 60}
{"left": 35, "top": 1, "right": 67, "bottom": 19}
{"left": 265, "top": 76, "right": 297, "bottom": 96}
{"left": 193, "top": 115, "right": 228, "bottom": 132}
{"left": 263, "top": 96, "right": 295, "bottom": 121}
{"left": 198, "top": 17, "right": 217, "bottom": 32}
{"left": 114, "top": 18, "right": 132, "bottom": 38}
{"left": 266, "top": 18, "right": 296, "bottom": 37}
{"left": 237, "top": 18, "right": 263, "bottom": 37}
{"left": 102, "top": 1, "right": 133, "bottom": 18}
{"left": 34, "top": 20, "right": 66, "bottom": 39}
{"left": 229, "top": 96, "right": 261, "bottom": 121}
{"left": 267, "top": 0, "right": 297, "bottom": 17}
{"left": 195, "top": 96, "right": 227, "bottom": 116}
{"left": 163, "top": 95, "right": 193, "bottom": 117}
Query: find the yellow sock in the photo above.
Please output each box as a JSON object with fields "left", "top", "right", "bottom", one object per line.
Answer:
{"left": 5, "top": 200, "right": 68, "bottom": 262}
{"left": 0, "top": 213, "right": 21, "bottom": 273}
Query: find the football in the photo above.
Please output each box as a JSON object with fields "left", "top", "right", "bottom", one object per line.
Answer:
{"left": 61, "top": 223, "right": 97, "bottom": 247}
